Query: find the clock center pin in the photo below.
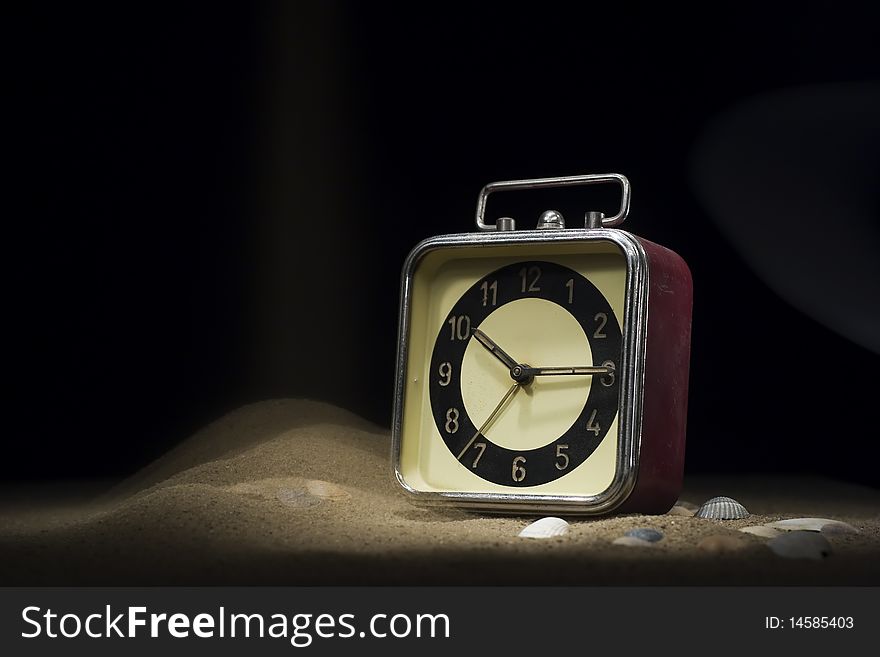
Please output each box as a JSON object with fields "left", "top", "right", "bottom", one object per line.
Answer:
{"left": 510, "top": 364, "right": 535, "bottom": 386}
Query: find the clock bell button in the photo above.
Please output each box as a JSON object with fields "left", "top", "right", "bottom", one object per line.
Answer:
{"left": 586, "top": 211, "right": 605, "bottom": 228}
{"left": 536, "top": 209, "right": 565, "bottom": 229}
{"left": 496, "top": 216, "right": 516, "bottom": 231}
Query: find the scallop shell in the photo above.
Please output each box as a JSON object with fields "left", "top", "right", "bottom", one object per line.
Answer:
{"left": 766, "top": 518, "right": 859, "bottom": 534}
{"left": 518, "top": 516, "right": 570, "bottom": 539}
{"left": 694, "top": 496, "right": 749, "bottom": 520}
{"left": 767, "top": 531, "right": 832, "bottom": 560}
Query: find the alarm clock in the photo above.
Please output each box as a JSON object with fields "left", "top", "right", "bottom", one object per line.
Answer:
{"left": 391, "top": 174, "right": 692, "bottom": 515}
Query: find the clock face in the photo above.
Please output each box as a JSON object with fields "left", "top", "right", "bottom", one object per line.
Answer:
{"left": 397, "top": 240, "right": 629, "bottom": 499}
{"left": 428, "top": 260, "right": 621, "bottom": 487}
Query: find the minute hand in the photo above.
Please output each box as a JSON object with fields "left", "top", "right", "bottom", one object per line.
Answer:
{"left": 521, "top": 365, "right": 614, "bottom": 376}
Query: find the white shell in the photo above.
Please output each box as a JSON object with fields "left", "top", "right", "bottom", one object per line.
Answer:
{"left": 767, "top": 531, "right": 832, "bottom": 560}
{"left": 612, "top": 536, "right": 655, "bottom": 547}
{"left": 518, "top": 517, "right": 570, "bottom": 539}
{"left": 766, "top": 518, "right": 859, "bottom": 534}
{"left": 739, "top": 525, "right": 783, "bottom": 538}
{"left": 694, "top": 496, "right": 749, "bottom": 520}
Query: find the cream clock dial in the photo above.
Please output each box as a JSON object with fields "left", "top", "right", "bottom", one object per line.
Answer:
{"left": 396, "top": 240, "right": 629, "bottom": 500}
{"left": 429, "top": 259, "right": 621, "bottom": 487}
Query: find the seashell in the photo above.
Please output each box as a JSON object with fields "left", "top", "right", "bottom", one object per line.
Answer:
{"left": 698, "top": 534, "right": 749, "bottom": 553}
{"left": 625, "top": 528, "right": 664, "bottom": 543}
{"left": 518, "top": 517, "right": 570, "bottom": 539}
{"left": 229, "top": 477, "right": 349, "bottom": 508}
{"left": 667, "top": 505, "right": 696, "bottom": 517}
{"left": 767, "top": 531, "right": 832, "bottom": 560}
{"left": 272, "top": 480, "right": 350, "bottom": 508}
{"left": 275, "top": 488, "right": 322, "bottom": 508}
{"left": 739, "top": 525, "right": 783, "bottom": 538}
{"left": 694, "top": 496, "right": 749, "bottom": 520}
{"left": 612, "top": 536, "right": 655, "bottom": 547}
{"left": 766, "top": 518, "right": 859, "bottom": 534}
{"left": 305, "top": 479, "right": 351, "bottom": 501}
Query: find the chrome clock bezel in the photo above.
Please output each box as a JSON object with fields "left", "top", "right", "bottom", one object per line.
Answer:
{"left": 391, "top": 227, "right": 649, "bottom": 515}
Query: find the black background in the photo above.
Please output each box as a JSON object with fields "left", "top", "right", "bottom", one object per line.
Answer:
{"left": 7, "top": 4, "right": 879, "bottom": 486}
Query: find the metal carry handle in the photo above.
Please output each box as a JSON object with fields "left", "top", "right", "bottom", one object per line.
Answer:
{"left": 475, "top": 173, "right": 631, "bottom": 231}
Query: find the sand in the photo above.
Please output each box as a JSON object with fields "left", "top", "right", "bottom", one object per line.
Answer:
{"left": 1, "top": 399, "right": 878, "bottom": 585}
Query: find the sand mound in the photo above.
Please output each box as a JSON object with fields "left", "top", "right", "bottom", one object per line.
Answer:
{"left": 109, "top": 399, "right": 382, "bottom": 496}
{"left": 1, "top": 399, "right": 878, "bottom": 585}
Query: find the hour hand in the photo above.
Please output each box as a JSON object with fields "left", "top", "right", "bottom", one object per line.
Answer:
{"left": 471, "top": 328, "right": 519, "bottom": 370}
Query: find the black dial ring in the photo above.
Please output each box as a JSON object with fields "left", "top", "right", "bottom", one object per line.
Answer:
{"left": 429, "top": 260, "right": 621, "bottom": 487}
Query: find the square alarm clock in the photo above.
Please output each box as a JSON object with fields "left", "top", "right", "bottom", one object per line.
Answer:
{"left": 391, "top": 174, "right": 692, "bottom": 515}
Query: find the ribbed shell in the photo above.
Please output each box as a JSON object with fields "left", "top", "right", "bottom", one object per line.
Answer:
{"left": 694, "top": 496, "right": 749, "bottom": 519}
{"left": 518, "top": 516, "right": 570, "bottom": 539}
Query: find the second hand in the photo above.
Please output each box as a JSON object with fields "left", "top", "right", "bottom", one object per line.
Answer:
{"left": 456, "top": 382, "right": 521, "bottom": 460}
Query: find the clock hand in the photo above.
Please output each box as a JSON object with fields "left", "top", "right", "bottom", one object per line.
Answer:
{"left": 456, "top": 382, "right": 521, "bottom": 460}
{"left": 471, "top": 328, "right": 519, "bottom": 370}
{"left": 516, "top": 364, "right": 614, "bottom": 377}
